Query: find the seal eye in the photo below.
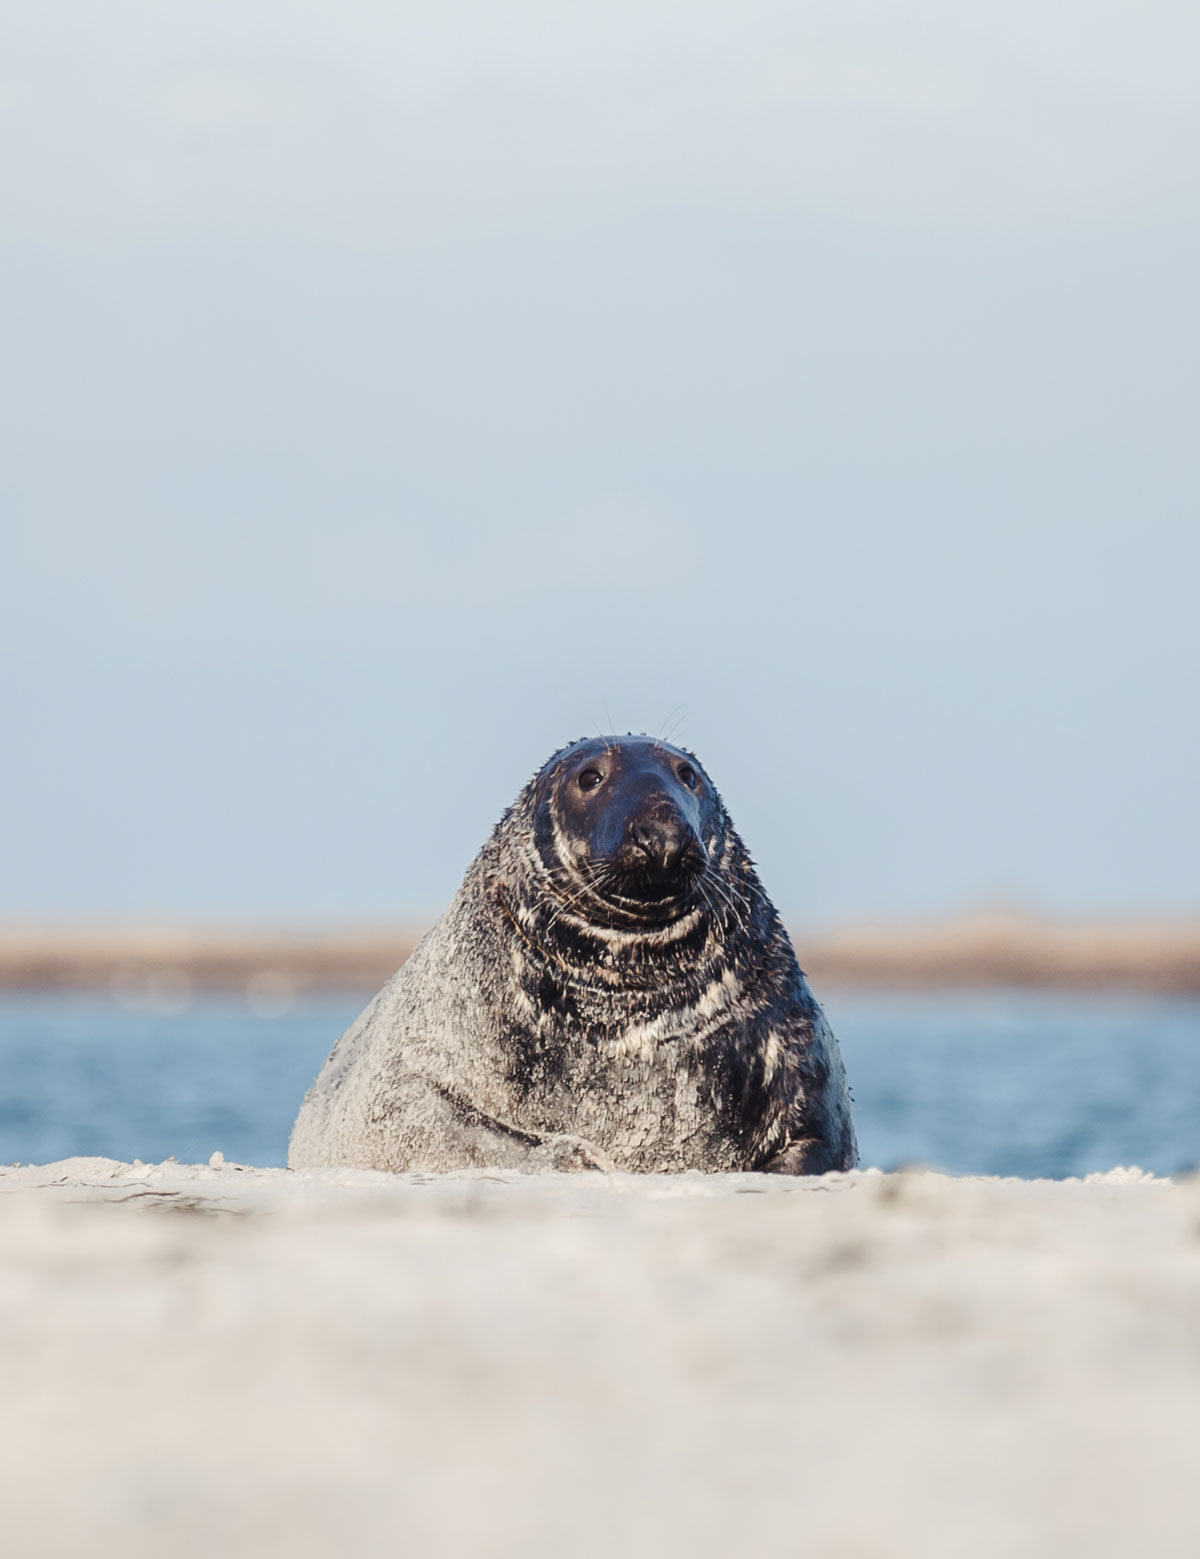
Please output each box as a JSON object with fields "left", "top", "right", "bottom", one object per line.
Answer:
{"left": 677, "top": 763, "right": 699, "bottom": 790}
{"left": 577, "top": 767, "right": 605, "bottom": 792}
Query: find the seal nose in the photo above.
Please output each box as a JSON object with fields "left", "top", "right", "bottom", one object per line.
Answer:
{"left": 630, "top": 814, "right": 691, "bottom": 877}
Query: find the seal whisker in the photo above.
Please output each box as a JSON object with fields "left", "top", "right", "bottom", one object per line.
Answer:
{"left": 694, "top": 877, "right": 726, "bottom": 939}
{"left": 661, "top": 707, "right": 688, "bottom": 747}
{"left": 719, "top": 868, "right": 754, "bottom": 919}
{"left": 654, "top": 705, "right": 684, "bottom": 747}
{"left": 544, "top": 867, "right": 617, "bottom": 933}
{"left": 703, "top": 869, "right": 750, "bottom": 940}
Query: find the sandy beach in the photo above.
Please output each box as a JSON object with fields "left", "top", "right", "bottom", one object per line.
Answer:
{"left": 3, "top": 1159, "right": 1199, "bottom": 1557}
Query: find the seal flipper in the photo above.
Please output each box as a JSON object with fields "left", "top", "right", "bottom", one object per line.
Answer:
{"left": 758, "top": 1138, "right": 845, "bottom": 1176}
{"left": 363, "top": 1073, "right": 614, "bottom": 1174}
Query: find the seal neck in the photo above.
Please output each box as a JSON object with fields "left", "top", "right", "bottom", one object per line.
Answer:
{"left": 488, "top": 825, "right": 762, "bottom": 994}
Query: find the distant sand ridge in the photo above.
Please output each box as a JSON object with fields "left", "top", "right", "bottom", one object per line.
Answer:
{"left": 1, "top": 912, "right": 1198, "bottom": 993}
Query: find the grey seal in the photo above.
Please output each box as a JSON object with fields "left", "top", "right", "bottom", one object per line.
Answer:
{"left": 289, "top": 735, "right": 857, "bottom": 1174}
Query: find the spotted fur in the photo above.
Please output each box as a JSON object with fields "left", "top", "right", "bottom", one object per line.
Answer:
{"left": 289, "top": 737, "right": 857, "bottom": 1174}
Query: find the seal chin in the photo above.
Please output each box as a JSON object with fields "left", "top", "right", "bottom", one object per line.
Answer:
{"left": 591, "top": 846, "right": 706, "bottom": 914}
{"left": 607, "top": 847, "right": 706, "bottom": 905}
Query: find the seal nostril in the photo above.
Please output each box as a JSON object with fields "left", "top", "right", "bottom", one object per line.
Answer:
{"left": 630, "top": 819, "right": 687, "bottom": 872}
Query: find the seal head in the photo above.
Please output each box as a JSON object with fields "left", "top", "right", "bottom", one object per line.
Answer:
{"left": 535, "top": 736, "right": 713, "bottom": 910}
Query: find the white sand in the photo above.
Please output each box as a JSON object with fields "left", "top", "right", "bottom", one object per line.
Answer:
{"left": 2, "top": 1159, "right": 1199, "bottom": 1558}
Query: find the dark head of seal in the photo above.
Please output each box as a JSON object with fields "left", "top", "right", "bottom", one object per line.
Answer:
{"left": 289, "top": 733, "right": 858, "bottom": 1177}
{"left": 531, "top": 736, "right": 716, "bottom": 914}
{"left": 553, "top": 737, "right": 709, "bottom": 900}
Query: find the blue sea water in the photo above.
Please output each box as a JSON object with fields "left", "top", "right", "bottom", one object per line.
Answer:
{"left": 1, "top": 989, "right": 1198, "bottom": 1178}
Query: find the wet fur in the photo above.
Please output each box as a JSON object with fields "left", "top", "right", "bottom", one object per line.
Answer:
{"left": 289, "top": 739, "right": 857, "bottom": 1174}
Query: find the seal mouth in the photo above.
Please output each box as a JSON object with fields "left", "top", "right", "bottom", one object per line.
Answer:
{"left": 551, "top": 850, "right": 707, "bottom": 931}
{"left": 605, "top": 845, "right": 708, "bottom": 906}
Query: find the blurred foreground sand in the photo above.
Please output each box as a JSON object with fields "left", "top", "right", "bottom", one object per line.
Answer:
{"left": 3, "top": 1160, "right": 1200, "bottom": 1557}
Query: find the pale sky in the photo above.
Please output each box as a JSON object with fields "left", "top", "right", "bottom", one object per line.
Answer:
{"left": 3, "top": 0, "right": 1198, "bottom": 923}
